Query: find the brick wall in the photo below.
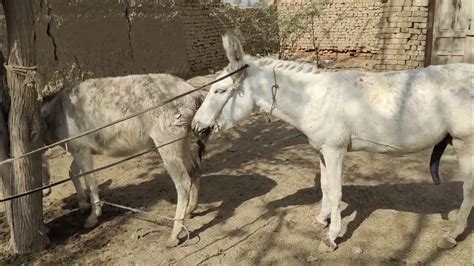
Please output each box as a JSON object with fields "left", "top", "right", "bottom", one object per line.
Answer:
{"left": 279, "top": 0, "right": 382, "bottom": 56}
{"left": 181, "top": 1, "right": 228, "bottom": 74}
{"left": 373, "top": 0, "right": 429, "bottom": 70}
{"left": 278, "top": 0, "right": 430, "bottom": 70}
{"left": 181, "top": 2, "right": 279, "bottom": 73}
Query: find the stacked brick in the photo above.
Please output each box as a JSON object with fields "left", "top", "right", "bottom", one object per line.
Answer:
{"left": 180, "top": 1, "right": 228, "bottom": 74}
{"left": 373, "top": 0, "right": 429, "bottom": 70}
{"left": 180, "top": 2, "right": 279, "bottom": 73}
{"left": 278, "top": 0, "right": 430, "bottom": 71}
{"left": 225, "top": 7, "right": 279, "bottom": 56}
{"left": 278, "top": 0, "right": 383, "bottom": 58}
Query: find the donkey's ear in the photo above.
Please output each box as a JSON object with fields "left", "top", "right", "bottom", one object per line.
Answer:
{"left": 222, "top": 31, "right": 244, "bottom": 68}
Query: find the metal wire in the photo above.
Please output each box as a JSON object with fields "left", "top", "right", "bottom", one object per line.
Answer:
{"left": 101, "top": 200, "right": 191, "bottom": 246}
{"left": 0, "top": 136, "right": 186, "bottom": 203}
{"left": 0, "top": 64, "right": 249, "bottom": 167}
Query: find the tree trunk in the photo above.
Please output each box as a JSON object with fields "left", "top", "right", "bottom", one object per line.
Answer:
{"left": 1, "top": 0, "right": 49, "bottom": 254}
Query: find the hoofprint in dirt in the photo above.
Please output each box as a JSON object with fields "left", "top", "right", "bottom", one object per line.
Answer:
{"left": 0, "top": 75, "right": 471, "bottom": 264}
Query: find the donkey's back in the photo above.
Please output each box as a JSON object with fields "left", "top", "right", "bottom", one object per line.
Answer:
{"left": 44, "top": 73, "right": 202, "bottom": 156}
{"left": 318, "top": 63, "right": 473, "bottom": 153}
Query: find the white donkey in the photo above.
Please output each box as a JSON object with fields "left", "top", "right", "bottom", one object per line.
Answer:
{"left": 192, "top": 33, "right": 473, "bottom": 251}
{"left": 42, "top": 73, "right": 204, "bottom": 247}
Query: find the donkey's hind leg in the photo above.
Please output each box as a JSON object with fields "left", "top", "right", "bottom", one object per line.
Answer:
{"left": 185, "top": 139, "right": 202, "bottom": 217}
{"left": 186, "top": 175, "right": 200, "bottom": 217}
{"left": 438, "top": 138, "right": 473, "bottom": 249}
{"left": 153, "top": 136, "right": 193, "bottom": 248}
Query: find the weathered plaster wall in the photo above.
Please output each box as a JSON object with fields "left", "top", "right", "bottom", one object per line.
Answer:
{"left": 34, "top": 0, "right": 190, "bottom": 94}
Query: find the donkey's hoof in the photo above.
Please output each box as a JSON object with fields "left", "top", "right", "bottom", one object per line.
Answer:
{"left": 437, "top": 236, "right": 457, "bottom": 249}
{"left": 84, "top": 216, "right": 98, "bottom": 229}
{"left": 42, "top": 188, "right": 51, "bottom": 197}
{"left": 318, "top": 238, "right": 337, "bottom": 253}
{"left": 166, "top": 238, "right": 180, "bottom": 248}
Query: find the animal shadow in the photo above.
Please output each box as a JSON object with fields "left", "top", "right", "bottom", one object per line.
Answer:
{"left": 46, "top": 172, "right": 276, "bottom": 246}
{"left": 266, "top": 181, "right": 472, "bottom": 245}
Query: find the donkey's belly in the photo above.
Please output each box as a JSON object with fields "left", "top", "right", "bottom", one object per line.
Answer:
{"left": 349, "top": 129, "right": 446, "bottom": 154}
{"left": 89, "top": 131, "right": 154, "bottom": 157}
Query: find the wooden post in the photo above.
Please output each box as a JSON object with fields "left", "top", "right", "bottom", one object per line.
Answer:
{"left": 1, "top": 0, "right": 49, "bottom": 254}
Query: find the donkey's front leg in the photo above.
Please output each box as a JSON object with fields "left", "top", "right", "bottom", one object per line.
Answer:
{"left": 69, "top": 159, "right": 90, "bottom": 213}
{"left": 438, "top": 139, "right": 473, "bottom": 248}
{"left": 316, "top": 154, "right": 330, "bottom": 227}
{"left": 71, "top": 150, "right": 102, "bottom": 228}
{"left": 318, "top": 145, "right": 345, "bottom": 252}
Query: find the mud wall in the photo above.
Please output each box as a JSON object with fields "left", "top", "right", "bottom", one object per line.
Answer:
{"left": 34, "top": 0, "right": 191, "bottom": 94}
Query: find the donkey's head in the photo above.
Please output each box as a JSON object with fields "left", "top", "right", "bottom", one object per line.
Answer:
{"left": 192, "top": 32, "right": 255, "bottom": 142}
{"left": 40, "top": 94, "right": 62, "bottom": 146}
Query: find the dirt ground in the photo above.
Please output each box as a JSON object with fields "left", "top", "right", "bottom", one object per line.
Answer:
{"left": 0, "top": 74, "right": 472, "bottom": 265}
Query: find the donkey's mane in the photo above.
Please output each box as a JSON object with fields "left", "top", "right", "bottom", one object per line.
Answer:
{"left": 249, "top": 56, "right": 322, "bottom": 75}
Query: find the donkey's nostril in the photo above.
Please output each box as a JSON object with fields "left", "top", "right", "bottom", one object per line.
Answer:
{"left": 195, "top": 126, "right": 211, "bottom": 140}
{"left": 192, "top": 121, "right": 213, "bottom": 141}
{"left": 192, "top": 122, "right": 201, "bottom": 135}
{"left": 199, "top": 126, "right": 211, "bottom": 136}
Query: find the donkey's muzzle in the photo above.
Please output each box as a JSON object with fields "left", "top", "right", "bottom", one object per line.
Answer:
{"left": 192, "top": 122, "right": 212, "bottom": 141}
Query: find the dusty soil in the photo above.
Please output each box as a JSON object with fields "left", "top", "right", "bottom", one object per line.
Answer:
{"left": 0, "top": 74, "right": 472, "bottom": 265}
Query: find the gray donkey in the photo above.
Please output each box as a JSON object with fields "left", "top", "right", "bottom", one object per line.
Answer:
{"left": 41, "top": 73, "right": 204, "bottom": 247}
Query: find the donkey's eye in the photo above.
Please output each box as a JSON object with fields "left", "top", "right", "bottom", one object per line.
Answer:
{"left": 215, "top": 88, "right": 227, "bottom": 94}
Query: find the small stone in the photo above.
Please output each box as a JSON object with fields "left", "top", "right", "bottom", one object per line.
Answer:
{"left": 305, "top": 255, "right": 319, "bottom": 262}
{"left": 352, "top": 246, "right": 363, "bottom": 255}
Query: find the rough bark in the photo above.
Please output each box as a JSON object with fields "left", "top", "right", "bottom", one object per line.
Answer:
{"left": 1, "top": 0, "right": 49, "bottom": 254}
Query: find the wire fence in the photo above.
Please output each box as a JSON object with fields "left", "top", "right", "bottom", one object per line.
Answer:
{"left": 0, "top": 64, "right": 249, "bottom": 203}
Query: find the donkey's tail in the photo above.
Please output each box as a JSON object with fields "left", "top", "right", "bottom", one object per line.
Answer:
{"left": 429, "top": 134, "right": 452, "bottom": 185}
{"left": 197, "top": 139, "right": 206, "bottom": 161}
{"left": 184, "top": 135, "right": 205, "bottom": 179}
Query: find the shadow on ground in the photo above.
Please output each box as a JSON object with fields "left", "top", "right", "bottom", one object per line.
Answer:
{"left": 1, "top": 117, "right": 472, "bottom": 264}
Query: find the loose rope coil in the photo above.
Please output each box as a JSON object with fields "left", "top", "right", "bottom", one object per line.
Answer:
{"left": 3, "top": 63, "right": 38, "bottom": 76}
{"left": 3, "top": 63, "right": 43, "bottom": 100}
{"left": 101, "top": 200, "right": 191, "bottom": 246}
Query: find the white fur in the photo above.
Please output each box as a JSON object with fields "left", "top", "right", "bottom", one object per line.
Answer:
{"left": 192, "top": 33, "right": 474, "bottom": 251}
{"left": 43, "top": 73, "right": 203, "bottom": 247}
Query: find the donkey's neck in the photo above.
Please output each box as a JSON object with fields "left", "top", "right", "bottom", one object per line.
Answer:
{"left": 246, "top": 60, "right": 327, "bottom": 131}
